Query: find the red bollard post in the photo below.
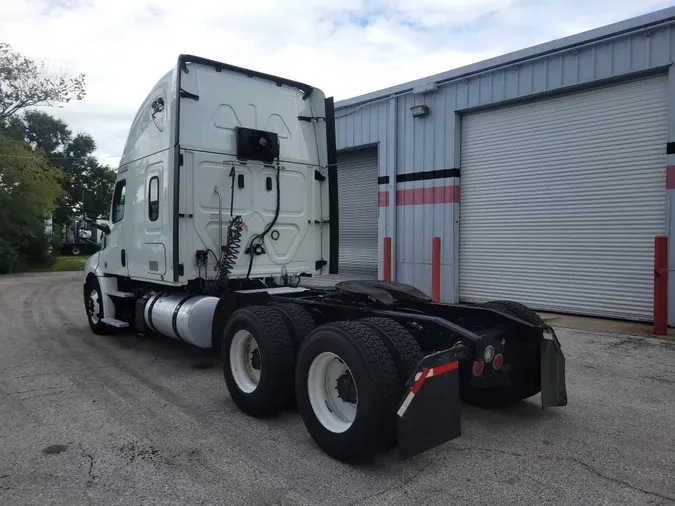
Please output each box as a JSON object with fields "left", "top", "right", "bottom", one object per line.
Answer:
{"left": 383, "top": 237, "right": 392, "bottom": 282}
{"left": 654, "top": 235, "right": 668, "bottom": 336}
{"left": 432, "top": 236, "right": 441, "bottom": 303}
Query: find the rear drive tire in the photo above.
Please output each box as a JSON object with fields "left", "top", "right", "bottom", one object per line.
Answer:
{"left": 222, "top": 306, "right": 295, "bottom": 417}
{"left": 295, "top": 321, "right": 399, "bottom": 462}
{"left": 85, "top": 277, "right": 112, "bottom": 335}
{"left": 482, "top": 300, "right": 545, "bottom": 327}
{"left": 269, "top": 303, "right": 316, "bottom": 350}
{"left": 358, "top": 317, "right": 424, "bottom": 394}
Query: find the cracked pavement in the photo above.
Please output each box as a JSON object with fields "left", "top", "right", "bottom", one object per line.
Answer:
{"left": 0, "top": 272, "right": 674, "bottom": 505}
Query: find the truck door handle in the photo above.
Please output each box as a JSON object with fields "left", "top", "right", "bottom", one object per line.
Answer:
{"left": 121, "top": 249, "right": 126, "bottom": 267}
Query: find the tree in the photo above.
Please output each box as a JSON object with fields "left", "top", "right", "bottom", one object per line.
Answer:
{"left": 0, "top": 135, "right": 63, "bottom": 273}
{"left": 5, "top": 111, "right": 116, "bottom": 225}
{"left": 0, "top": 42, "right": 86, "bottom": 121}
{"left": 82, "top": 161, "right": 116, "bottom": 218}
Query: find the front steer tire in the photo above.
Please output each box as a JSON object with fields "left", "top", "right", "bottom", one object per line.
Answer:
{"left": 222, "top": 306, "right": 295, "bottom": 417}
{"left": 295, "top": 321, "right": 399, "bottom": 463}
{"left": 85, "top": 277, "right": 113, "bottom": 335}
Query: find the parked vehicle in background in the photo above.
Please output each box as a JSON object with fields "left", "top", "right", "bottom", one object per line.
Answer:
{"left": 60, "top": 217, "right": 108, "bottom": 256}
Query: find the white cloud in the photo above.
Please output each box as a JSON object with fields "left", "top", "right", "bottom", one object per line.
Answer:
{"left": 1, "top": 0, "right": 673, "bottom": 167}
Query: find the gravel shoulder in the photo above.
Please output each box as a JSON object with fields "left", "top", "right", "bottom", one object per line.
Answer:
{"left": 1, "top": 272, "right": 674, "bottom": 506}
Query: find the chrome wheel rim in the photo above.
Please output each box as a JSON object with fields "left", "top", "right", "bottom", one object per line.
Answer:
{"left": 88, "top": 289, "right": 101, "bottom": 324}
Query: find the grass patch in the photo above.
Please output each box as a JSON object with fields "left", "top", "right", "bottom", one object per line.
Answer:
{"left": 29, "top": 255, "right": 88, "bottom": 273}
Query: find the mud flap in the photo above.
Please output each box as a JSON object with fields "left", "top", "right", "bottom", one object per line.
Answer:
{"left": 396, "top": 348, "right": 462, "bottom": 459}
{"left": 540, "top": 330, "right": 568, "bottom": 409}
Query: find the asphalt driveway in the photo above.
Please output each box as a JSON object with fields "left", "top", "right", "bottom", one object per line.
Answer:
{"left": 0, "top": 272, "right": 673, "bottom": 505}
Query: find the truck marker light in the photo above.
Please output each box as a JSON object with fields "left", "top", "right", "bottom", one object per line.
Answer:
{"left": 483, "top": 345, "right": 495, "bottom": 363}
{"left": 472, "top": 360, "right": 484, "bottom": 376}
{"left": 493, "top": 354, "right": 503, "bottom": 371}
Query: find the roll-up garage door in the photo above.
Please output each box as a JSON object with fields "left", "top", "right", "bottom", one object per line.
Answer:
{"left": 337, "top": 147, "right": 379, "bottom": 278}
{"left": 459, "top": 75, "right": 667, "bottom": 321}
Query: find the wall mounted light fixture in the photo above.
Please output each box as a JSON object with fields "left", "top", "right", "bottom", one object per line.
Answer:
{"left": 411, "top": 105, "right": 430, "bottom": 118}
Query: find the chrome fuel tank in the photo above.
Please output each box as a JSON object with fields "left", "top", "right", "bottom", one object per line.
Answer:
{"left": 144, "top": 293, "right": 219, "bottom": 348}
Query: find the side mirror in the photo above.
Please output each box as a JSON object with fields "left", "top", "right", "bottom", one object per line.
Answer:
{"left": 89, "top": 221, "right": 111, "bottom": 236}
{"left": 82, "top": 190, "right": 97, "bottom": 218}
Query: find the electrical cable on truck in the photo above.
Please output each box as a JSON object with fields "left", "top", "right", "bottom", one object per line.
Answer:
{"left": 244, "top": 159, "right": 282, "bottom": 280}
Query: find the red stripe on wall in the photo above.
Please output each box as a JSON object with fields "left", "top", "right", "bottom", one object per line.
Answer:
{"left": 667, "top": 166, "right": 675, "bottom": 189}
{"left": 398, "top": 185, "right": 460, "bottom": 206}
{"left": 378, "top": 185, "right": 460, "bottom": 207}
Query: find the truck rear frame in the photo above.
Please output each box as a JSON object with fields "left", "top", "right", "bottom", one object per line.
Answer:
{"left": 86, "top": 274, "right": 567, "bottom": 462}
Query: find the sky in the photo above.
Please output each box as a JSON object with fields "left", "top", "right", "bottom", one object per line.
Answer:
{"left": 2, "top": 0, "right": 674, "bottom": 168}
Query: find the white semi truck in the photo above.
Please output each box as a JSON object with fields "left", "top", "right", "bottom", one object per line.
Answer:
{"left": 82, "top": 54, "right": 567, "bottom": 462}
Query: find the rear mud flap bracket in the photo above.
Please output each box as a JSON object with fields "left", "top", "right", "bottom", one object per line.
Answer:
{"left": 396, "top": 348, "right": 462, "bottom": 459}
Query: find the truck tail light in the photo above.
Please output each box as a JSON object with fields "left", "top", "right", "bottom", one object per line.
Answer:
{"left": 472, "top": 360, "right": 484, "bottom": 376}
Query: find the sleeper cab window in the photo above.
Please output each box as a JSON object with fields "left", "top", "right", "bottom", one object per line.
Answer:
{"left": 151, "top": 97, "right": 165, "bottom": 132}
{"left": 112, "top": 180, "right": 126, "bottom": 223}
{"left": 148, "top": 176, "right": 159, "bottom": 221}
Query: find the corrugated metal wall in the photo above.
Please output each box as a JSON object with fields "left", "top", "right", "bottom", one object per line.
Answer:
{"left": 334, "top": 15, "right": 675, "bottom": 322}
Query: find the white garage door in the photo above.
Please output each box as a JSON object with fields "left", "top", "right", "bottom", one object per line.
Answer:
{"left": 459, "top": 75, "right": 667, "bottom": 321}
{"left": 337, "top": 147, "right": 379, "bottom": 278}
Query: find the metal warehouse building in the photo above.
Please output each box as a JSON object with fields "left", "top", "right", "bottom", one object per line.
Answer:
{"left": 332, "top": 7, "right": 675, "bottom": 324}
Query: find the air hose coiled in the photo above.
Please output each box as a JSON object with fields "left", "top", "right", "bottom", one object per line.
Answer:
{"left": 220, "top": 215, "right": 243, "bottom": 280}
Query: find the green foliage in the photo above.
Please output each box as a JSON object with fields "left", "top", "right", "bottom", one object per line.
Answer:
{"left": 0, "top": 43, "right": 86, "bottom": 121}
{"left": 0, "top": 135, "right": 62, "bottom": 273}
{"left": 49, "top": 224, "right": 65, "bottom": 253}
{"left": 0, "top": 44, "right": 113, "bottom": 273}
{"left": 6, "top": 110, "right": 116, "bottom": 224}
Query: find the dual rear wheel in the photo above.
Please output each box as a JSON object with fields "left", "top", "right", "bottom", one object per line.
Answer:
{"left": 221, "top": 306, "right": 424, "bottom": 462}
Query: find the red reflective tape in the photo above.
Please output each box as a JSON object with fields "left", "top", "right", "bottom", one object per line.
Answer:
{"left": 378, "top": 191, "right": 390, "bottom": 207}
{"left": 432, "top": 361, "right": 459, "bottom": 376}
{"left": 411, "top": 367, "right": 430, "bottom": 394}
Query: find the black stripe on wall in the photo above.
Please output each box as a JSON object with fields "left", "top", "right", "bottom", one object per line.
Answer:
{"left": 667, "top": 142, "right": 675, "bottom": 155}
{"left": 397, "top": 168, "right": 460, "bottom": 183}
{"left": 377, "top": 168, "right": 460, "bottom": 185}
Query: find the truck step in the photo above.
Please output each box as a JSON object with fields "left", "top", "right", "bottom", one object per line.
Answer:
{"left": 107, "top": 291, "right": 135, "bottom": 299}
{"left": 101, "top": 317, "right": 130, "bottom": 328}
{"left": 235, "top": 287, "right": 308, "bottom": 295}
